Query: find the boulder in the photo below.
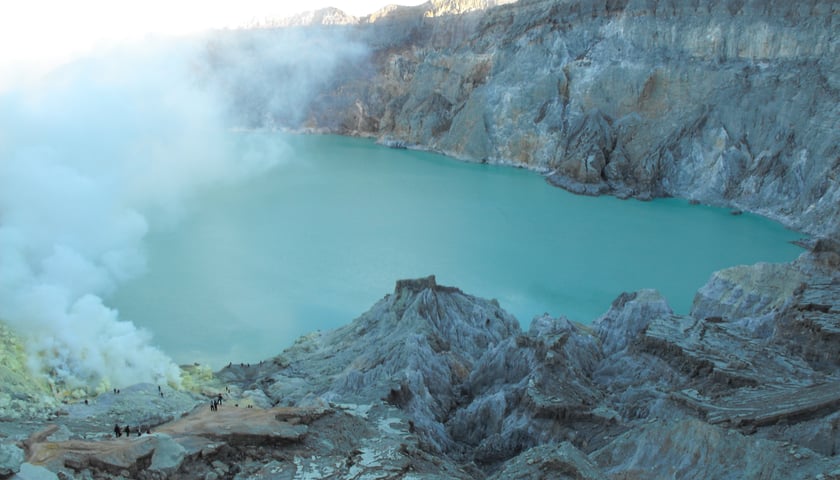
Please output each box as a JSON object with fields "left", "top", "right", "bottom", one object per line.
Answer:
{"left": 0, "top": 443, "right": 23, "bottom": 479}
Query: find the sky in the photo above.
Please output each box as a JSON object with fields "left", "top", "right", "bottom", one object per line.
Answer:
{"left": 0, "top": 0, "right": 425, "bottom": 85}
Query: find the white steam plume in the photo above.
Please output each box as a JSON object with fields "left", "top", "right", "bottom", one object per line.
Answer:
{"left": 0, "top": 29, "right": 366, "bottom": 391}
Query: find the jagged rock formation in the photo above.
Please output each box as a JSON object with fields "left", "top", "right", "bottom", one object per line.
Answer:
{"left": 212, "top": 0, "right": 839, "bottom": 237}
{"left": 0, "top": 2, "right": 837, "bottom": 478}
{"left": 2, "top": 257, "right": 839, "bottom": 478}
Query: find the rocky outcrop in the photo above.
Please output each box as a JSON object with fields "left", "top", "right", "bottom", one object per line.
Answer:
{"left": 213, "top": 0, "right": 839, "bottom": 237}
{"left": 222, "top": 275, "right": 522, "bottom": 452}
{"left": 486, "top": 442, "right": 608, "bottom": 480}
{"left": 0, "top": 443, "right": 23, "bottom": 479}
{"left": 211, "top": 258, "right": 840, "bottom": 477}
{"left": 3, "top": 259, "right": 840, "bottom": 478}
{"left": 592, "top": 418, "right": 834, "bottom": 480}
{"left": 252, "top": 263, "right": 839, "bottom": 477}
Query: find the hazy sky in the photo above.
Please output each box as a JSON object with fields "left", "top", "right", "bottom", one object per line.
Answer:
{"left": 0, "top": 1, "right": 425, "bottom": 83}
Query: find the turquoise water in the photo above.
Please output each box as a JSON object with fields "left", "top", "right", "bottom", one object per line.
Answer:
{"left": 109, "top": 133, "right": 803, "bottom": 367}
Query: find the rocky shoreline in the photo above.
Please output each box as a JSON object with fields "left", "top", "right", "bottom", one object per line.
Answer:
{"left": 1, "top": 0, "right": 837, "bottom": 478}
{"left": 1, "top": 243, "right": 838, "bottom": 478}
{"left": 212, "top": 0, "right": 838, "bottom": 238}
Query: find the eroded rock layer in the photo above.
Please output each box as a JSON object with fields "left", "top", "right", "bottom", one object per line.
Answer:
{"left": 2, "top": 249, "right": 839, "bottom": 478}
{"left": 213, "top": 0, "right": 839, "bottom": 237}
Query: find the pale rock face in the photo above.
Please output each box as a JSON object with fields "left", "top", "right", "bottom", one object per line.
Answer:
{"left": 1, "top": 1, "right": 838, "bottom": 478}
{"left": 2, "top": 258, "right": 839, "bottom": 478}
{"left": 593, "top": 418, "right": 832, "bottom": 480}
{"left": 226, "top": 0, "right": 839, "bottom": 237}
{"left": 253, "top": 275, "right": 522, "bottom": 451}
{"left": 487, "top": 441, "right": 609, "bottom": 480}
{"left": 594, "top": 289, "right": 672, "bottom": 357}
{"left": 0, "top": 443, "right": 24, "bottom": 478}
{"left": 690, "top": 262, "right": 804, "bottom": 323}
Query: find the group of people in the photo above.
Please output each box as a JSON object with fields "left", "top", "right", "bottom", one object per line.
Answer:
{"left": 114, "top": 424, "right": 149, "bottom": 438}
{"left": 210, "top": 393, "right": 224, "bottom": 411}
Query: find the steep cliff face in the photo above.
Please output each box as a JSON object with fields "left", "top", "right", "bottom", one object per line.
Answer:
{"left": 241, "top": 0, "right": 838, "bottom": 236}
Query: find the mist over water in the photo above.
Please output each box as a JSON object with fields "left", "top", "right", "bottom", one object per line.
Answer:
{"left": 0, "top": 25, "right": 803, "bottom": 386}
{"left": 109, "top": 133, "right": 803, "bottom": 368}
{"left": 0, "top": 31, "right": 366, "bottom": 389}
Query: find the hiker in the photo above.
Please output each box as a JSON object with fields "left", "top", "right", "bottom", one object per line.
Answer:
{"left": 124, "top": 425, "right": 131, "bottom": 437}
{"left": 217, "top": 393, "right": 223, "bottom": 404}
{"left": 114, "top": 424, "right": 121, "bottom": 438}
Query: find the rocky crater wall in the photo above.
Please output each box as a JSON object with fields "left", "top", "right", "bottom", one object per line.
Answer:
{"left": 218, "top": 0, "right": 839, "bottom": 237}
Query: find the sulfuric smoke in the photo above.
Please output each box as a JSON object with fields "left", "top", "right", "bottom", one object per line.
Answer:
{"left": 0, "top": 28, "right": 367, "bottom": 391}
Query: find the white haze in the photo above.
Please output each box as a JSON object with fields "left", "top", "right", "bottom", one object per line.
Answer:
{"left": 0, "top": 1, "right": 425, "bottom": 88}
{"left": 0, "top": 30, "right": 367, "bottom": 390}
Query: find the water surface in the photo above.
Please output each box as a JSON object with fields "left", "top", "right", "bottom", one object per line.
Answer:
{"left": 109, "top": 133, "right": 802, "bottom": 367}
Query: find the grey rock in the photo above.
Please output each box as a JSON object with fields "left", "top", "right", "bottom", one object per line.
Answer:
{"left": 10, "top": 463, "right": 57, "bottom": 480}
{"left": 252, "top": 275, "right": 521, "bottom": 452}
{"left": 487, "top": 442, "right": 608, "bottom": 480}
{"left": 593, "top": 419, "right": 840, "bottom": 480}
{"left": 240, "top": 389, "right": 272, "bottom": 409}
{"left": 690, "top": 263, "right": 804, "bottom": 324}
{"left": 43, "top": 426, "right": 71, "bottom": 443}
{"left": 60, "top": 382, "right": 202, "bottom": 438}
{"left": 595, "top": 289, "right": 672, "bottom": 357}
{"left": 5, "top": 259, "right": 840, "bottom": 479}
{"left": 220, "top": 0, "right": 839, "bottom": 238}
{"left": 0, "top": 443, "right": 24, "bottom": 478}
{"left": 148, "top": 434, "right": 186, "bottom": 474}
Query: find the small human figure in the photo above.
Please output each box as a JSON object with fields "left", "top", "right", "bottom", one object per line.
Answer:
{"left": 158, "top": 385, "right": 161, "bottom": 393}
{"left": 124, "top": 425, "right": 131, "bottom": 437}
{"left": 113, "top": 388, "right": 117, "bottom": 394}
{"left": 114, "top": 424, "right": 122, "bottom": 438}
{"left": 84, "top": 399, "right": 88, "bottom": 405}
{"left": 217, "top": 393, "right": 223, "bottom": 404}
{"left": 137, "top": 429, "right": 141, "bottom": 437}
